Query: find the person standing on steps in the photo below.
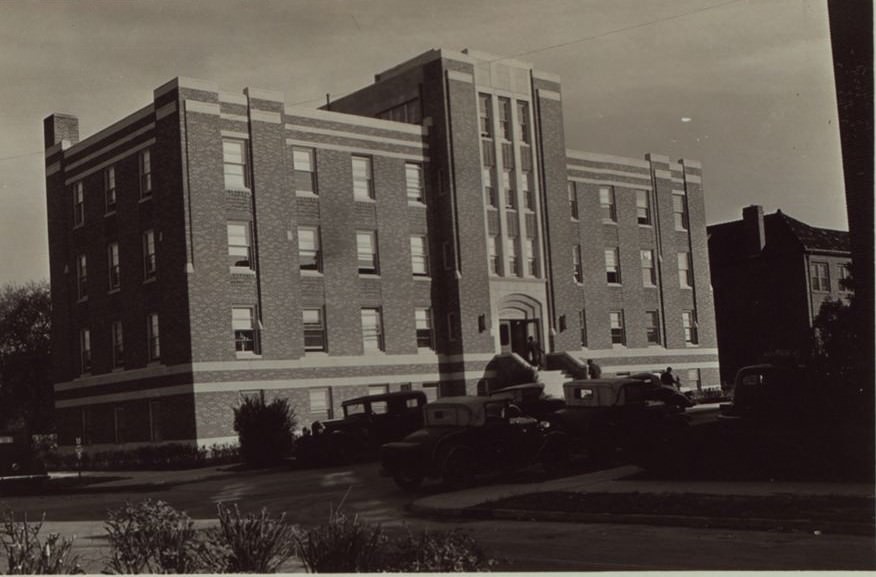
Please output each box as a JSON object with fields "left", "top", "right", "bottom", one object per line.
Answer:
{"left": 526, "top": 336, "right": 544, "bottom": 369}
{"left": 661, "top": 366, "right": 681, "bottom": 390}
{"left": 587, "top": 358, "right": 602, "bottom": 379}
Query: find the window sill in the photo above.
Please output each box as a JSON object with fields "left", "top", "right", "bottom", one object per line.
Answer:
{"left": 643, "top": 284, "right": 657, "bottom": 289}
{"left": 301, "top": 270, "right": 323, "bottom": 277}
{"left": 230, "top": 267, "right": 256, "bottom": 275}
{"left": 139, "top": 195, "right": 153, "bottom": 203}
{"left": 413, "top": 274, "right": 431, "bottom": 280}
{"left": 77, "top": 296, "right": 88, "bottom": 303}
{"left": 685, "top": 343, "right": 701, "bottom": 348}
{"left": 225, "top": 186, "right": 252, "bottom": 193}
{"left": 607, "top": 282, "right": 623, "bottom": 287}
{"left": 680, "top": 286, "right": 693, "bottom": 290}
{"left": 73, "top": 223, "right": 84, "bottom": 230}
{"left": 304, "top": 350, "right": 329, "bottom": 356}
{"left": 602, "top": 219, "right": 618, "bottom": 225}
{"left": 296, "top": 190, "right": 319, "bottom": 198}
{"left": 407, "top": 200, "right": 427, "bottom": 208}
{"left": 235, "top": 352, "right": 262, "bottom": 360}
{"left": 108, "top": 288, "right": 121, "bottom": 295}
{"left": 354, "top": 197, "right": 376, "bottom": 204}
{"left": 105, "top": 210, "right": 117, "bottom": 217}
{"left": 638, "top": 223, "right": 653, "bottom": 228}
{"left": 358, "top": 273, "right": 381, "bottom": 279}
{"left": 675, "top": 227, "right": 689, "bottom": 232}
{"left": 143, "top": 276, "right": 157, "bottom": 285}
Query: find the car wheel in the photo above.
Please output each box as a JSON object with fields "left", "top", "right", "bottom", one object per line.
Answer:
{"left": 393, "top": 467, "right": 424, "bottom": 491}
{"left": 442, "top": 447, "right": 476, "bottom": 490}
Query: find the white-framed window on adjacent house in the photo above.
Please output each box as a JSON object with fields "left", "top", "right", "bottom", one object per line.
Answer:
{"left": 352, "top": 156, "right": 374, "bottom": 200}
{"left": 673, "top": 192, "right": 689, "bottom": 230}
{"left": 107, "top": 242, "right": 120, "bottom": 291}
{"left": 227, "top": 222, "right": 254, "bottom": 270}
{"left": 605, "top": 248, "right": 621, "bottom": 284}
{"left": 298, "top": 227, "right": 321, "bottom": 272}
{"left": 410, "top": 235, "right": 429, "bottom": 276}
{"left": 406, "top": 163, "right": 424, "bottom": 203}
{"left": 147, "top": 312, "right": 160, "bottom": 362}
{"left": 683, "top": 310, "right": 699, "bottom": 345}
{"left": 79, "top": 328, "right": 91, "bottom": 374}
{"left": 356, "top": 231, "right": 379, "bottom": 275}
{"left": 105, "top": 166, "right": 117, "bottom": 213}
{"left": 223, "top": 139, "right": 250, "bottom": 189}
{"left": 142, "top": 229, "right": 157, "bottom": 281}
{"left": 610, "top": 310, "right": 626, "bottom": 345}
{"left": 309, "top": 387, "right": 332, "bottom": 420}
{"left": 599, "top": 186, "right": 617, "bottom": 222}
{"left": 415, "top": 308, "right": 434, "bottom": 350}
{"left": 810, "top": 262, "right": 830, "bottom": 292}
{"left": 111, "top": 320, "right": 124, "bottom": 369}
{"left": 641, "top": 249, "right": 656, "bottom": 287}
{"left": 303, "top": 308, "right": 326, "bottom": 352}
{"left": 73, "top": 181, "right": 85, "bottom": 227}
{"left": 678, "top": 252, "right": 693, "bottom": 288}
{"left": 76, "top": 253, "right": 88, "bottom": 300}
{"left": 233, "top": 306, "right": 260, "bottom": 355}
{"left": 361, "top": 308, "right": 384, "bottom": 352}
{"left": 293, "top": 147, "right": 317, "bottom": 194}
{"left": 139, "top": 148, "right": 152, "bottom": 198}
{"left": 645, "top": 310, "right": 661, "bottom": 345}
{"left": 636, "top": 189, "right": 652, "bottom": 225}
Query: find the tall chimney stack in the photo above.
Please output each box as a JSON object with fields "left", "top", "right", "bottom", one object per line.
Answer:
{"left": 742, "top": 204, "right": 766, "bottom": 255}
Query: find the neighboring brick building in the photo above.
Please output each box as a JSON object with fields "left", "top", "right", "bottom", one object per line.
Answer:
{"left": 708, "top": 205, "right": 852, "bottom": 384}
{"left": 44, "top": 49, "right": 719, "bottom": 450}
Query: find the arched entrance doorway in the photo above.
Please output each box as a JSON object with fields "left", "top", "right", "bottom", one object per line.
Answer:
{"left": 497, "top": 294, "right": 544, "bottom": 359}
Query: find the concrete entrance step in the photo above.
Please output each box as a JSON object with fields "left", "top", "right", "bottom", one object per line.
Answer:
{"left": 538, "top": 369, "right": 567, "bottom": 399}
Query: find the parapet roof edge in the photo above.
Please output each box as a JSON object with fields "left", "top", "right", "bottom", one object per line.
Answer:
{"left": 65, "top": 102, "right": 155, "bottom": 158}
{"left": 154, "top": 77, "right": 220, "bottom": 99}
{"left": 566, "top": 149, "right": 651, "bottom": 169}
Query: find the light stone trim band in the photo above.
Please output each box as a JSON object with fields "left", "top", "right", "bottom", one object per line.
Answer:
{"left": 578, "top": 347, "right": 718, "bottom": 359}
{"left": 250, "top": 110, "right": 282, "bottom": 124}
{"left": 156, "top": 101, "right": 178, "bottom": 120}
{"left": 220, "top": 112, "right": 249, "bottom": 124}
{"left": 186, "top": 100, "right": 221, "bottom": 116}
{"left": 289, "top": 125, "right": 429, "bottom": 150}
{"left": 219, "top": 92, "right": 248, "bottom": 106}
{"left": 682, "top": 159, "right": 702, "bottom": 169}
{"left": 653, "top": 169, "right": 672, "bottom": 179}
{"left": 46, "top": 162, "right": 60, "bottom": 176}
{"left": 567, "top": 166, "right": 653, "bottom": 181}
{"left": 154, "top": 77, "right": 219, "bottom": 99}
{"left": 685, "top": 174, "right": 703, "bottom": 184}
{"left": 66, "top": 122, "right": 155, "bottom": 171}
{"left": 285, "top": 138, "right": 429, "bottom": 162}
{"left": 538, "top": 89, "right": 562, "bottom": 101}
{"left": 600, "top": 361, "right": 720, "bottom": 373}
{"left": 220, "top": 130, "right": 250, "bottom": 140}
{"left": 566, "top": 149, "right": 651, "bottom": 169}
{"left": 286, "top": 106, "right": 427, "bottom": 135}
{"left": 568, "top": 176, "right": 652, "bottom": 191}
{"left": 447, "top": 70, "right": 474, "bottom": 84}
{"left": 64, "top": 138, "right": 156, "bottom": 185}
{"left": 65, "top": 104, "right": 154, "bottom": 157}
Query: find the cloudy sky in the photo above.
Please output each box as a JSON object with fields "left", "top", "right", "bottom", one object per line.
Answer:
{"left": 0, "top": 0, "right": 845, "bottom": 286}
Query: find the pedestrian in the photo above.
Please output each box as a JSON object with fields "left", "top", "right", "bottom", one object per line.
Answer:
{"left": 526, "top": 336, "right": 543, "bottom": 369}
{"left": 661, "top": 366, "right": 681, "bottom": 390}
{"left": 587, "top": 359, "right": 602, "bottom": 379}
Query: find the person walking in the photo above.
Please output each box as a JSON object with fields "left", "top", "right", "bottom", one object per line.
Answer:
{"left": 586, "top": 358, "right": 602, "bottom": 379}
{"left": 526, "top": 336, "right": 543, "bottom": 369}
{"left": 661, "top": 366, "right": 681, "bottom": 390}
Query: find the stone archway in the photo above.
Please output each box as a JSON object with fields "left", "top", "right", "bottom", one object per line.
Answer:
{"left": 496, "top": 293, "right": 544, "bottom": 358}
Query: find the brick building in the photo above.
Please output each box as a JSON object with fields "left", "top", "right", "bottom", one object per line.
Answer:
{"left": 44, "top": 49, "right": 719, "bottom": 449}
{"left": 708, "top": 205, "right": 852, "bottom": 383}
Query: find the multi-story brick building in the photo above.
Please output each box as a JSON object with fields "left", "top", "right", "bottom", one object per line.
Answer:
{"left": 44, "top": 49, "right": 719, "bottom": 449}
{"left": 708, "top": 205, "right": 852, "bottom": 384}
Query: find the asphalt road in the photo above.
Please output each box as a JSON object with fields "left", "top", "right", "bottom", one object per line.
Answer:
{"left": 1, "top": 461, "right": 873, "bottom": 571}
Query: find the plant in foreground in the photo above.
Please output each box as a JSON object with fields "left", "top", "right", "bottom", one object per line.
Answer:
{"left": 0, "top": 511, "right": 83, "bottom": 574}
{"left": 294, "top": 506, "right": 385, "bottom": 573}
{"left": 214, "top": 503, "right": 297, "bottom": 573}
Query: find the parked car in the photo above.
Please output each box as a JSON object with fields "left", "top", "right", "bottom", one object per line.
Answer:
{"left": 295, "top": 390, "right": 427, "bottom": 466}
{"left": 0, "top": 430, "right": 45, "bottom": 479}
{"left": 488, "top": 382, "right": 566, "bottom": 420}
{"left": 380, "top": 396, "right": 571, "bottom": 491}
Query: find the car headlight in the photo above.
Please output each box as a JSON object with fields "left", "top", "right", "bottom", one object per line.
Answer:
{"left": 539, "top": 420, "right": 551, "bottom": 429}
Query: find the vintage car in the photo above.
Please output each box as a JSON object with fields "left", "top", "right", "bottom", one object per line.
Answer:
{"left": 488, "top": 382, "right": 566, "bottom": 420}
{"left": 0, "top": 430, "right": 45, "bottom": 479}
{"left": 295, "top": 390, "right": 426, "bottom": 466}
{"left": 380, "top": 395, "right": 570, "bottom": 491}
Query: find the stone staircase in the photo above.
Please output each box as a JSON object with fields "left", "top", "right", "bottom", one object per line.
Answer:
{"left": 535, "top": 368, "right": 567, "bottom": 399}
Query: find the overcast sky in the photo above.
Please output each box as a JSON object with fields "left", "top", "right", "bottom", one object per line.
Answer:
{"left": 0, "top": 0, "right": 846, "bottom": 286}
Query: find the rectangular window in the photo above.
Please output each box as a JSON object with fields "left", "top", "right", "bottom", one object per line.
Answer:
{"left": 356, "top": 231, "right": 379, "bottom": 275}
{"left": 303, "top": 308, "right": 326, "bottom": 352}
{"left": 447, "top": 312, "right": 459, "bottom": 342}
{"left": 498, "top": 97, "right": 512, "bottom": 141}
{"left": 79, "top": 328, "right": 91, "bottom": 374}
{"left": 73, "top": 181, "right": 84, "bottom": 227}
{"left": 293, "top": 147, "right": 317, "bottom": 194}
{"left": 645, "top": 310, "right": 661, "bottom": 344}
{"left": 410, "top": 235, "right": 429, "bottom": 276}
{"left": 139, "top": 149, "right": 152, "bottom": 198}
{"left": 683, "top": 311, "right": 699, "bottom": 345}
{"left": 573, "top": 245, "right": 583, "bottom": 284}
{"left": 506, "top": 238, "right": 519, "bottom": 276}
{"left": 525, "top": 238, "right": 537, "bottom": 276}
{"left": 810, "top": 262, "right": 830, "bottom": 292}
{"left": 483, "top": 168, "right": 497, "bottom": 207}
{"left": 223, "top": 139, "right": 249, "bottom": 189}
{"left": 605, "top": 248, "right": 621, "bottom": 284}
{"left": 517, "top": 100, "right": 530, "bottom": 144}
{"left": 610, "top": 310, "right": 626, "bottom": 345}
{"left": 113, "top": 407, "right": 126, "bottom": 444}
{"left": 673, "top": 193, "right": 689, "bottom": 230}
{"left": 142, "top": 229, "right": 157, "bottom": 281}
{"left": 599, "top": 186, "right": 617, "bottom": 222}
{"left": 442, "top": 242, "right": 453, "bottom": 271}
{"left": 111, "top": 320, "right": 124, "bottom": 368}
{"left": 76, "top": 253, "right": 88, "bottom": 300}
{"left": 233, "top": 307, "right": 259, "bottom": 354}
{"left": 227, "top": 222, "right": 253, "bottom": 269}
{"left": 107, "top": 242, "right": 120, "bottom": 291}
{"left": 105, "top": 166, "right": 117, "bottom": 213}
{"left": 309, "top": 387, "right": 332, "bottom": 420}
{"left": 641, "top": 249, "right": 656, "bottom": 286}
{"left": 147, "top": 313, "right": 160, "bottom": 362}
{"left": 636, "top": 190, "right": 652, "bottom": 225}
{"left": 415, "top": 308, "right": 434, "bottom": 349}
{"left": 568, "top": 181, "right": 579, "bottom": 220}
{"left": 405, "top": 163, "right": 424, "bottom": 203}
{"left": 361, "top": 308, "right": 384, "bottom": 352}
{"left": 678, "top": 252, "right": 692, "bottom": 288}
{"left": 352, "top": 156, "right": 374, "bottom": 200}
{"left": 298, "top": 227, "right": 321, "bottom": 272}
{"left": 503, "top": 171, "right": 516, "bottom": 209}
{"left": 478, "top": 93, "right": 492, "bottom": 138}
{"left": 149, "top": 400, "right": 163, "bottom": 442}
{"left": 488, "top": 236, "right": 499, "bottom": 275}
{"left": 686, "top": 369, "right": 701, "bottom": 391}
{"left": 579, "top": 309, "right": 588, "bottom": 347}
{"left": 522, "top": 171, "right": 535, "bottom": 211}
{"left": 839, "top": 263, "right": 852, "bottom": 291}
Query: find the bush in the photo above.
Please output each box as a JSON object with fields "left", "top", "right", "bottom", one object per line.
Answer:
{"left": 0, "top": 511, "right": 83, "bottom": 574}
{"left": 104, "top": 499, "right": 223, "bottom": 574}
{"left": 233, "top": 396, "right": 296, "bottom": 467}
{"left": 42, "top": 442, "right": 240, "bottom": 471}
{"left": 385, "top": 528, "right": 497, "bottom": 572}
{"left": 213, "top": 503, "right": 297, "bottom": 573}
{"left": 294, "top": 507, "right": 385, "bottom": 573}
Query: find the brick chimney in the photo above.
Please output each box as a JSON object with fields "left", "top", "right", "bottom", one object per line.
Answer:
{"left": 742, "top": 204, "right": 766, "bottom": 255}
{"left": 43, "top": 114, "right": 79, "bottom": 149}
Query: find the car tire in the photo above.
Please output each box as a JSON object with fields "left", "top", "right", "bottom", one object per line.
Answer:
{"left": 442, "top": 447, "right": 476, "bottom": 490}
{"left": 393, "top": 467, "right": 424, "bottom": 491}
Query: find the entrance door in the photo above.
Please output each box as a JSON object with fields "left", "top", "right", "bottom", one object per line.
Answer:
{"left": 499, "top": 319, "right": 540, "bottom": 359}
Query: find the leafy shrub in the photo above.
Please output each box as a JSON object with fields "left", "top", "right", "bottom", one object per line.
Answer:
{"left": 43, "top": 442, "right": 240, "bottom": 471}
{"left": 233, "top": 396, "right": 296, "bottom": 467}
{"left": 0, "top": 511, "right": 83, "bottom": 574}
{"left": 104, "top": 499, "right": 222, "bottom": 574}
{"left": 385, "top": 528, "right": 497, "bottom": 572}
{"left": 294, "top": 507, "right": 385, "bottom": 573}
{"left": 213, "top": 503, "right": 297, "bottom": 573}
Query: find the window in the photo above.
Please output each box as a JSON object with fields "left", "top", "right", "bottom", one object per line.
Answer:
{"left": 686, "top": 369, "right": 701, "bottom": 391}
{"left": 487, "top": 236, "right": 499, "bottom": 275}
{"left": 361, "top": 308, "right": 384, "bottom": 352}
{"left": 636, "top": 190, "right": 651, "bottom": 225}
{"left": 599, "top": 186, "right": 617, "bottom": 222}
{"left": 478, "top": 93, "right": 492, "bottom": 138}
{"left": 447, "top": 312, "right": 459, "bottom": 342}
{"left": 641, "top": 249, "right": 656, "bottom": 286}
{"left": 79, "top": 328, "right": 91, "bottom": 374}
{"left": 298, "top": 227, "right": 321, "bottom": 272}
{"left": 147, "top": 313, "right": 160, "bottom": 362}
{"left": 810, "top": 262, "right": 830, "bottom": 292}
{"left": 293, "top": 147, "right": 317, "bottom": 194}
{"left": 415, "top": 308, "right": 434, "bottom": 349}
{"left": 673, "top": 193, "right": 689, "bottom": 230}
{"left": 645, "top": 311, "right": 661, "bottom": 344}
{"left": 605, "top": 248, "right": 621, "bottom": 284}
{"left": 573, "top": 245, "right": 583, "bottom": 283}
{"left": 839, "top": 263, "right": 852, "bottom": 291}
{"left": 506, "top": 238, "right": 518, "bottom": 276}
{"left": 76, "top": 253, "right": 88, "bottom": 300}
{"left": 442, "top": 242, "right": 453, "bottom": 271}
{"left": 309, "top": 387, "right": 332, "bottom": 419}
{"left": 517, "top": 100, "right": 530, "bottom": 144}
{"left": 422, "top": 383, "right": 439, "bottom": 402}
{"left": 111, "top": 320, "right": 124, "bottom": 368}
{"left": 498, "top": 97, "right": 512, "bottom": 140}
{"left": 113, "top": 407, "right": 126, "bottom": 444}
{"left": 356, "top": 231, "right": 379, "bottom": 275}
{"left": 568, "top": 181, "right": 579, "bottom": 219}
{"left": 303, "top": 308, "right": 326, "bottom": 352}
{"left": 107, "top": 242, "right": 120, "bottom": 290}
{"left": 233, "top": 307, "right": 259, "bottom": 354}
{"left": 579, "top": 309, "right": 588, "bottom": 347}
{"left": 503, "top": 171, "right": 516, "bottom": 209}
{"left": 405, "top": 163, "right": 424, "bottom": 203}
{"left": 525, "top": 238, "right": 537, "bottom": 276}
{"left": 139, "top": 149, "right": 152, "bottom": 198}
{"left": 483, "top": 168, "right": 497, "bottom": 207}
{"left": 683, "top": 311, "right": 699, "bottom": 345}
{"left": 223, "top": 139, "right": 249, "bottom": 189}
{"left": 410, "top": 235, "right": 429, "bottom": 276}
{"left": 352, "top": 156, "right": 373, "bottom": 200}
{"left": 377, "top": 99, "right": 422, "bottom": 124}
{"left": 522, "top": 171, "right": 535, "bottom": 210}
{"left": 73, "top": 181, "right": 84, "bottom": 227}
{"left": 678, "top": 252, "right": 692, "bottom": 288}
{"left": 149, "top": 400, "right": 163, "bottom": 442}
{"left": 105, "top": 166, "right": 117, "bottom": 213}
{"left": 368, "top": 384, "right": 389, "bottom": 397}
{"left": 142, "top": 229, "right": 157, "bottom": 281}
{"left": 610, "top": 310, "right": 626, "bottom": 345}
{"left": 227, "top": 222, "right": 253, "bottom": 269}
